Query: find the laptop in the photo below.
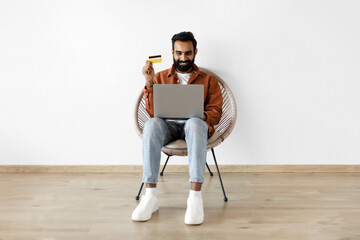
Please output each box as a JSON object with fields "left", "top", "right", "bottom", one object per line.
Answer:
{"left": 153, "top": 84, "right": 204, "bottom": 120}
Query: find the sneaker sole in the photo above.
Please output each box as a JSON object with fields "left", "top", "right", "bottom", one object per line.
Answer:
{"left": 185, "top": 221, "right": 203, "bottom": 225}
{"left": 132, "top": 207, "right": 159, "bottom": 222}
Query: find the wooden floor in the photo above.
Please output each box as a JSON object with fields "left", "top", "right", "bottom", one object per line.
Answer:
{"left": 0, "top": 172, "right": 359, "bottom": 240}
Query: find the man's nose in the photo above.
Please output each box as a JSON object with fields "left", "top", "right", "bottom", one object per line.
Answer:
{"left": 180, "top": 54, "right": 187, "bottom": 61}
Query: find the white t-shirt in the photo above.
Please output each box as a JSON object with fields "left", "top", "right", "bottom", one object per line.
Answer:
{"left": 166, "top": 71, "right": 192, "bottom": 124}
{"left": 175, "top": 72, "right": 191, "bottom": 85}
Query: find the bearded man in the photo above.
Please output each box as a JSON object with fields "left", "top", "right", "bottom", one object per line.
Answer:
{"left": 132, "top": 31, "right": 222, "bottom": 225}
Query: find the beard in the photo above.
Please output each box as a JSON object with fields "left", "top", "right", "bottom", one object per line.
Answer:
{"left": 173, "top": 57, "right": 195, "bottom": 72}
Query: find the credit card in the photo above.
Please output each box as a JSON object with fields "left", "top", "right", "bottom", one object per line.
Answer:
{"left": 149, "top": 55, "right": 162, "bottom": 63}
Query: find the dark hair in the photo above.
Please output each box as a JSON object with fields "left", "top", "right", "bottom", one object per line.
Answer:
{"left": 171, "top": 31, "right": 197, "bottom": 52}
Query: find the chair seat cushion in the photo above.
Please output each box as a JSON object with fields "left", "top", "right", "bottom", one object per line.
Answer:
{"left": 165, "top": 139, "right": 187, "bottom": 149}
{"left": 164, "top": 132, "right": 223, "bottom": 149}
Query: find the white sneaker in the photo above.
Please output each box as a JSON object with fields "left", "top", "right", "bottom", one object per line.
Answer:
{"left": 184, "top": 196, "right": 204, "bottom": 225}
{"left": 132, "top": 194, "right": 159, "bottom": 221}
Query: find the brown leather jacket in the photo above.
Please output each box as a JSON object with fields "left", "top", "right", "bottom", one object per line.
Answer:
{"left": 144, "top": 64, "right": 222, "bottom": 137}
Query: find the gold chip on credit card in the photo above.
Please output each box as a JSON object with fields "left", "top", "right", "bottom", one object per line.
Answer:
{"left": 149, "top": 55, "right": 162, "bottom": 63}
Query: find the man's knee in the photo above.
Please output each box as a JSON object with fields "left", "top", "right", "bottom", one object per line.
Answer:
{"left": 143, "top": 117, "right": 165, "bottom": 134}
{"left": 185, "top": 118, "right": 208, "bottom": 134}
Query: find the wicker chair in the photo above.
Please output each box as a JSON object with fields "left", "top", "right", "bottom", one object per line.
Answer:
{"left": 134, "top": 68, "right": 237, "bottom": 202}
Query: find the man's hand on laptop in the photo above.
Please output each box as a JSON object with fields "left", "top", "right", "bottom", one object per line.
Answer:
{"left": 143, "top": 60, "right": 154, "bottom": 89}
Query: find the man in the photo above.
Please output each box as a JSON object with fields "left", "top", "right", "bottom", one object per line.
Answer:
{"left": 132, "top": 31, "right": 222, "bottom": 225}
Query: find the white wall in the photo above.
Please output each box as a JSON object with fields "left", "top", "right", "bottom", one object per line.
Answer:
{"left": 1, "top": 0, "right": 359, "bottom": 165}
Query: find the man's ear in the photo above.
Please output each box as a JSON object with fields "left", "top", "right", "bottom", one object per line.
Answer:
{"left": 195, "top": 48, "right": 198, "bottom": 56}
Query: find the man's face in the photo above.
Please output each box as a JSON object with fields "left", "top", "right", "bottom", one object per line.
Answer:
{"left": 172, "top": 41, "right": 198, "bottom": 73}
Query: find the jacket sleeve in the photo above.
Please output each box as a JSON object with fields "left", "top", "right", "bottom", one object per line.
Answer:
{"left": 204, "top": 76, "right": 223, "bottom": 126}
{"left": 143, "top": 75, "right": 159, "bottom": 118}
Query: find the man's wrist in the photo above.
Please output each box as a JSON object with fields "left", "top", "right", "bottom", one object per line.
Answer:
{"left": 145, "top": 82, "right": 153, "bottom": 89}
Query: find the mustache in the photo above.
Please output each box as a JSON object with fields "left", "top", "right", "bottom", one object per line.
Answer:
{"left": 177, "top": 60, "right": 191, "bottom": 64}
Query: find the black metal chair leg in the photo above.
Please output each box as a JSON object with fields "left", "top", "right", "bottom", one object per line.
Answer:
{"left": 160, "top": 154, "right": 171, "bottom": 176}
{"left": 211, "top": 148, "right": 228, "bottom": 202}
{"left": 136, "top": 154, "right": 172, "bottom": 200}
{"left": 206, "top": 162, "right": 213, "bottom": 176}
{"left": 135, "top": 182, "right": 144, "bottom": 200}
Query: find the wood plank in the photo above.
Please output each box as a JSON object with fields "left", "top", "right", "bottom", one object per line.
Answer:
{"left": 0, "top": 165, "right": 360, "bottom": 173}
{"left": 0, "top": 172, "right": 359, "bottom": 240}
